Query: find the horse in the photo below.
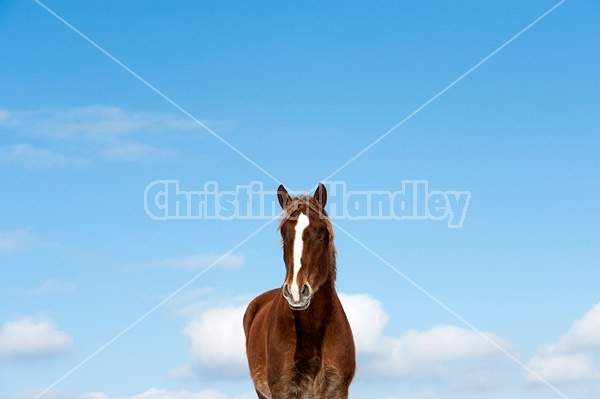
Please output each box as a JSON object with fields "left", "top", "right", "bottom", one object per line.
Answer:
{"left": 243, "top": 183, "right": 356, "bottom": 399}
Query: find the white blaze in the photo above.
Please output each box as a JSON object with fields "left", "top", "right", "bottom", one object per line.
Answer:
{"left": 291, "top": 213, "right": 310, "bottom": 302}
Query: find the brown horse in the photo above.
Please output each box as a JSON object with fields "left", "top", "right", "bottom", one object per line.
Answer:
{"left": 243, "top": 183, "right": 356, "bottom": 399}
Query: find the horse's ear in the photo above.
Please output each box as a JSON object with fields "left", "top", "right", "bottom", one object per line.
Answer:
{"left": 313, "top": 182, "right": 327, "bottom": 208}
{"left": 277, "top": 184, "right": 291, "bottom": 209}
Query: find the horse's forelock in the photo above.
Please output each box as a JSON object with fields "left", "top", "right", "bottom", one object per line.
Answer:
{"left": 278, "top": 195, "right": 328, "bottom": 234}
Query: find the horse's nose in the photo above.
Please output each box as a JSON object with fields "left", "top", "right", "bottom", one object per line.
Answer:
{"left": 283, "top": 283, "right": 292, "bottom": 299}
{"left": 300, "top": 283, "right": 312, "bottom": 299}
{"left": 282, "top": 282, "right": 312, "bottom": 310}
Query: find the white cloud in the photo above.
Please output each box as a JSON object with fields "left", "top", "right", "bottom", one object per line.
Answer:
{"left": 408, "top": 391, "right": 454, "bottom": 399}
{"left": 168, "top": 363, "right": 199, "bottom": 381}
{"left": 169, "top": 287, "right": 217, "bottom": 319}
{"left": 0, "top": 106, "right": 206, "bottom": 165}
{"left": 338, "top": 293, "right": 388, "bottom": 353}
{"left": 339, "top": 293, "right": 511, "bottom": 379}
{"left": 553, "top": 303, "right": 600, "bottom": 352}
{"left": 0, "top": 389, "right": 72, "bottom": 399}
{"left": 0, "top": 316, "right": 73, "bottom": 359}
{"left": 0, "top": 106, "right": 199, "bottom": 141}
{"left": 181, "top": 304, "right": 248, "bottom": 379}
{"left": 128, "top": 388, "right": 253, "bottom": 399}
{"left": 99, "top": 141, "right": 171, "bottom": 162}
{"left": 152, "top": 253, "right": 245, "bottom": 269}
{"left": 0, "top": 229, "right": 31, "bottom": 253}
{"left": 0, "top": 389, "right": 253, "bottom": 399}
{"left": 173, "top": 292, "right": 509, "bottom": 382}
{"left": 526, "top": 352, "right": 600, "bottom": 384}
{"left": 81, "top": 393, "right": 111, "bottom": 399}
{"left": 29, "top": 279, "right": 76, "bottom": 295}
{"left": 0, "top": 143, "right": 85, "bottom": 168}
{"left": 525, "top": 303, "right": 600, "bottom": 384}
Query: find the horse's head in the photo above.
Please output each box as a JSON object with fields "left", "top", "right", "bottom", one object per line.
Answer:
{"left": 277, "top": 183, "right": 336, "bottom": 311}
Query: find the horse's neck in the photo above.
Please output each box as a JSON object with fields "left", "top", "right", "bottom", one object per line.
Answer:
{"left": 292, "top": 277, "right": 335, "bottom": 337}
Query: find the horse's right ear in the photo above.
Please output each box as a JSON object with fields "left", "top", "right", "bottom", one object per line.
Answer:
{"left": 277, "top": 185, "right": 291, "bottom": 209}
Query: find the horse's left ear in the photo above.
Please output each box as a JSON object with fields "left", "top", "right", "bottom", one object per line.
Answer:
{"left": 313, "top": 183, "right": 327, "bottom": 208}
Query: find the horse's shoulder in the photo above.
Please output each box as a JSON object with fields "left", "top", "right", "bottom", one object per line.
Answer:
{"left": 243, "top": 288, "right": 279, "bottom": 337}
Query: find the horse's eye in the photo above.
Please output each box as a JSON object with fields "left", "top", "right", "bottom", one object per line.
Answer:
{"left": 316, "top": 228, "right": 326, "bottom": 241}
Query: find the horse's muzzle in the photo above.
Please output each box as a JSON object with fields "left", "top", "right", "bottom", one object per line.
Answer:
{"left": 282, "top": 282, "right": 312, "bottom": 310}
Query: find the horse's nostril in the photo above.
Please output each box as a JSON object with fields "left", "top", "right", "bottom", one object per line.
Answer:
{"left": 301, "top": 283, "right": 311, "bottom": 298}
{"left": 283, "top": 283, "right": 291, "bottom": 298}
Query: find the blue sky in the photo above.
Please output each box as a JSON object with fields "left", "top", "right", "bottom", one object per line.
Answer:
{"left": 1, "top": 0, "right": 599, "bottom": 398}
